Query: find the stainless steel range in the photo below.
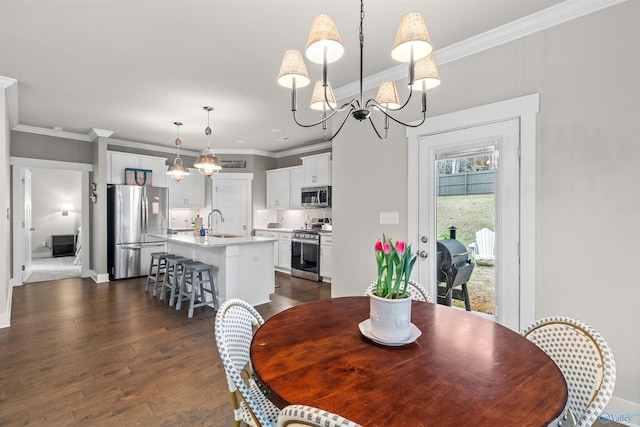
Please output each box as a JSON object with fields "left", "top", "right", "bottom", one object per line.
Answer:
{"left": 291, "top": 229, "right": 321, "bottom": 281}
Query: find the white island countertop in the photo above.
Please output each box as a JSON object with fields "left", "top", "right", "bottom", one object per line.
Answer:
{"left": 168, "top": 234, "right": 276, "bottom": 247}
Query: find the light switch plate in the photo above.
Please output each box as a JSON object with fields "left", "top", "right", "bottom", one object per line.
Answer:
{"left": 379, "top": 212, "right": 399, "bottom": 224}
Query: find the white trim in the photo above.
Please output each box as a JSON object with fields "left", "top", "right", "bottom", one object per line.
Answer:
{"left": 334, "top": 0, "right": 626, "bottom": 100}
{"left": 91, "top": 271, "right": 110, "bottom": 284}
{"left": 212, "top": 172, "right": 254, "bottom": 181}
{"left": 10, "top": 157, "right": 93, "bottom": 286}
{"left": 407, "top": 93, "right": 538, "bottom": 332}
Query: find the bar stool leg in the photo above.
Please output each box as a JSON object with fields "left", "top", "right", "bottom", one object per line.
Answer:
{"left": 160, "top": 261, "right": 173, "bottom": 301}
{"left": 188, "top": 271, "right": 203, "bottom": 319}
{"left": 168, "top": 263, "right": 182, "bottom": 307}
{"left": 144, "top": 256, "right": 156, "bottom": 292}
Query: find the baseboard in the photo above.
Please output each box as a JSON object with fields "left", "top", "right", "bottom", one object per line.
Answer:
{"left": 90, "top": 271, "right": 110, "bottom": 283}
{"left": 0, "top": 286, "right": 13, "bottom": 329}
{"left": 600, "top": 396, "right": 640, "bottom": 426}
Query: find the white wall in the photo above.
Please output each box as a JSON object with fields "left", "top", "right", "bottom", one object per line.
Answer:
{"left": 29, "top": 168, "right": 81, "bottom": 257}
{"left": 333, "top": 0, "right": 639, "bottom": 409}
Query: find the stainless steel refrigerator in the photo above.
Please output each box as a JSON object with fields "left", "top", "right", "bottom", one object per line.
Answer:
{"left": 107, "top": 185, "right": 169, "bottom": 280}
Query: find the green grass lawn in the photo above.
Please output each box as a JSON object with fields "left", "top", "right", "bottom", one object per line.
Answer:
{"left": 436, "top": 194, "right": 495, "bottom": 314}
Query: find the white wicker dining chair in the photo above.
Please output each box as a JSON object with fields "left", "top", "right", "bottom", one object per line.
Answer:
{"left": 364, "top": 280, "right": 433, "bottom": 303}
{"left": 214, "top": 298, "right": 280, "bottom": 427}
{"left": 277, "top": 404, "right": 363, "bottom": 427}
{"left": 521, "top": 316, "right": 616, "bottom": 427}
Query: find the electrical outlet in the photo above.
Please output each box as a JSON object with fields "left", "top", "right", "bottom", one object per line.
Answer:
{"left": 379, "top": 212, "right": 399, "bottom": 225}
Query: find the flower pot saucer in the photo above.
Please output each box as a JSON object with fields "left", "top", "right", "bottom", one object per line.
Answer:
{"left": 358, "top": 319, "right": 422, "bottom": 346}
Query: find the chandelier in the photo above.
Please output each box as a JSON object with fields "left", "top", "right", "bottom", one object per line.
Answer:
{"left": 194, "top": 106, "right": 222, "bottom": 176}
{"left": 166, "top": 121, "right": 191, "bottom": 182}
{"left": 277, "top": 0, "right": 440, "bottom": 141}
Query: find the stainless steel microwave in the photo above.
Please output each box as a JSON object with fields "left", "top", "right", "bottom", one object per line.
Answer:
{"left": 301, "top": 186, "right": 332, "bottom": 208}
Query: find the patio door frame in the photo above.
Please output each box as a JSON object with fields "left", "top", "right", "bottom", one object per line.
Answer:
{"left": 407, "top": 94, "right": 539, "bottom": 332}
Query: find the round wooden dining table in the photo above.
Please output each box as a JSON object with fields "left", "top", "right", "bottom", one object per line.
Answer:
{"left": 250, "top": 297, "right": 567, "bottom": 427}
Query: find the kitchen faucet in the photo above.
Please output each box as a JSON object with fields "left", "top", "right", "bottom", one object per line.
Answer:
{"left": 208, "top": 209, "right": 225, "bottom": 235}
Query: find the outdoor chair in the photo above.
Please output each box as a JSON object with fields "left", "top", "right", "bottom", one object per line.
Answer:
{"left": 277, "top": 404, "right": 363, "bottom": 427}
{"left": 469, "top": 227, "right": 495, "bottom": 261}
{"left": 214, "top": 298, "right": 280, "bottom": 427}
{"left": 364, "top": 279, "right": 433, "bottom": 303}
{"left": 521, "top": 316, "right": 616, "bottom": 427}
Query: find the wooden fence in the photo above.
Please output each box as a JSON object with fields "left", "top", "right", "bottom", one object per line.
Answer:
{"left": 437, "top": 170, "right": 495, "bottom": 196}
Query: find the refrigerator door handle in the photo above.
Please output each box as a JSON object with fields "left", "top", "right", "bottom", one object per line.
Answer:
{"left": 142, "top": 192, "right": 148, "bottom": 234}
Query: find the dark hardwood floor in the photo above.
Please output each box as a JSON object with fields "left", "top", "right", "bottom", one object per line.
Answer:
{"left": 0, "top": 272, "right": 330, "bottom": 426}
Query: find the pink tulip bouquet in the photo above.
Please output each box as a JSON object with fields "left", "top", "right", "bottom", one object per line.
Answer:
{"left": 374, "top": 234, "right": 417, "bottom": 299}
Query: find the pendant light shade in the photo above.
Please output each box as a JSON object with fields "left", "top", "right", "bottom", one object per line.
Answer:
{"left": 375, "top": 82, "right": 401, "bottom": 109}
{"left": 166, "top": 121, "right": 190, "bottom": 182}
{"left": 310, "top": 81, "right": 336, "bottom": 111}
{"left": 391, "top": 12, "right": 432, "bottom": 62}
{"left": 278, "top": 50, "right": 311, "bottom": 89}
{"left": 412, "top": 54, "right": 440, "bottom": 91}
{"left": 195, "top": 107, "right": 222, "bottom": 177}
{"left": 305, "top": 13, "right": 344, "bottom": 64}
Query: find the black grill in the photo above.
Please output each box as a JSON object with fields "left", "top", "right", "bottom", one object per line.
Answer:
{"left": 436, "top": 233, "right": 475, "bottom": 311}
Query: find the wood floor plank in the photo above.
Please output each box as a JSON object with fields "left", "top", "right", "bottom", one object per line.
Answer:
{"left": 0, "top": 272, "right": 330, "bottom": 426}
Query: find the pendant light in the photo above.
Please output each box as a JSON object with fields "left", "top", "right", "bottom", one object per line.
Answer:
{"left": 166, "top": 121, "right": 190, "bottom": 182}
{"left": 194, "top": 106, "right": 221, "bottom": 176}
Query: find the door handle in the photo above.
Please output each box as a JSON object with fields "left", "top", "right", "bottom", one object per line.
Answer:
{"left": 421, "top": 236, "right": 428, "bottom": 243}
{"left": 419, "top": 251, "right": 429, "bottom": 258}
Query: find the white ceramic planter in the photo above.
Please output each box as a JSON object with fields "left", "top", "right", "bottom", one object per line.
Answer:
{"left": 368, "top": 293, "right": 412, "bottom": 342}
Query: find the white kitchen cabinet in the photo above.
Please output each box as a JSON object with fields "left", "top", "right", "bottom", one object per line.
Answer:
{"left": 107, "top": 151, "right": 167, "bottom": 187}
{"left": 301, "top": 153, "right": 332, "bottom": 186}
{"left": 266, "top": 168, "right": 291, "bottom": 209}
{"left": 278, "top": 232, "right": 291, "bottom": 270}
{"left": 320, "top": 234, "right": 332, "bottom": 282}
{"left": 289, "top": 166, "right": 304, "bottom": 209}
{"left": 255, "top": 230, "right": 279, "bottom": 267}
{"left": 166, "top": 167, "right": 205, "bottom": 208}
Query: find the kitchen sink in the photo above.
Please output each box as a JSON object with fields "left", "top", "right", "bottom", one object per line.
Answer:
{"left": 210, "top": 233, "right": 242, "bottom": 238}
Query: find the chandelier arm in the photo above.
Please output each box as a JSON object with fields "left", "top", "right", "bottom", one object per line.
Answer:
{"left": 292, "top": 108, "right": 343, "bottom": 128}
{"left": 325, "top": 108, "right": 356, "bottom": 141}
{"left": 372, "top": 106, "right": 427, "bottom": 128}
{"left": 367, "top": 116, "right": 389, "bottom": 141}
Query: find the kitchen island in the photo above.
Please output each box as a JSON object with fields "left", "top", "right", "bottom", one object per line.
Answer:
{"left": 166, "top": 234, "right": 276, "bottom": 307}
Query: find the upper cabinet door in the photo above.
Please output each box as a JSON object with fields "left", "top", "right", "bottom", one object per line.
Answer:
{"left": 266, "top": 169, "right": 291, "bottom": 209}
{"left": 166, "top": 167, "right": 205, "bottom": 208}
{"left": 302, "top": 153, "right": 331, "bottom": 186}
{"left": 290, "top": 166, "right": 304, "bottom": 209}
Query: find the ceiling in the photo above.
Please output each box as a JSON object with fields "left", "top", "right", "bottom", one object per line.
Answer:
{"left": 1, "top": 0, "right": 584, "bottom": 155}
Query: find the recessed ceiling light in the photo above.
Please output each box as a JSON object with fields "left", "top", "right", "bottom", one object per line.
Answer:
{"left": 53, "top": 126, "right": 63, "bottom": 131}
{"left": 275, "top": 136, "right": 292, "bottom": 143}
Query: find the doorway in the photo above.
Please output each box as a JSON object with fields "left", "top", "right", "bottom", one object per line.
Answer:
{"left": 408, "top": 94, "right": 538, "bottom": 332}
{"left": 419, "top": 120, "right": 520, "bottom": 328}
{"left": 10, "top": 157, "right": 92, "bottom": 286}
{"left": 211, "top": 173, "right": 253, "bottom": 236}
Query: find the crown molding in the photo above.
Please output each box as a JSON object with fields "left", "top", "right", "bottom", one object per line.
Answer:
{"left": 273, "top": 141, "right": 332, "bottom": 159}
{"left": 334, "top": 0, "right": 627, "bottom": 100}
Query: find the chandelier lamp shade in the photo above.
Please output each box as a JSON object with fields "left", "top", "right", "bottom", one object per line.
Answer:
{"left": 166, "top": 121, "right": 191, "bottom": 182}
{"left": 277, "top": 0, "right": 440, "bottom": 141}
{"left": 194, "top": 106, "right": 222, "bottom": 177}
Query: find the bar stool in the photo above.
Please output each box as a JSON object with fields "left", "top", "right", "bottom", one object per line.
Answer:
{"left": 160, "top": 255, "right": 192, "bottom": 306}
{"left": 176, "top": 261, "right": 218, "bottom": 318}
{"left": 145, "top": 252, "right": 174, "bottom": 296}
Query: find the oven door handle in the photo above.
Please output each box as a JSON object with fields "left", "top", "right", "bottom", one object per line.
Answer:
{"left": 292, "top": 238, "right": 319, "bottom": 244}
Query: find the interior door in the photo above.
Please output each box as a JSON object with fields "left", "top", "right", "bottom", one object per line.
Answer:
{"left": 417, "top": 119, "right": 520, "bottom": 330}
{"left": 23, "top": 168, "right": 33, "bottom": 281}
{"left": 211, "top": 175, "right": 252, "bottom": 236}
